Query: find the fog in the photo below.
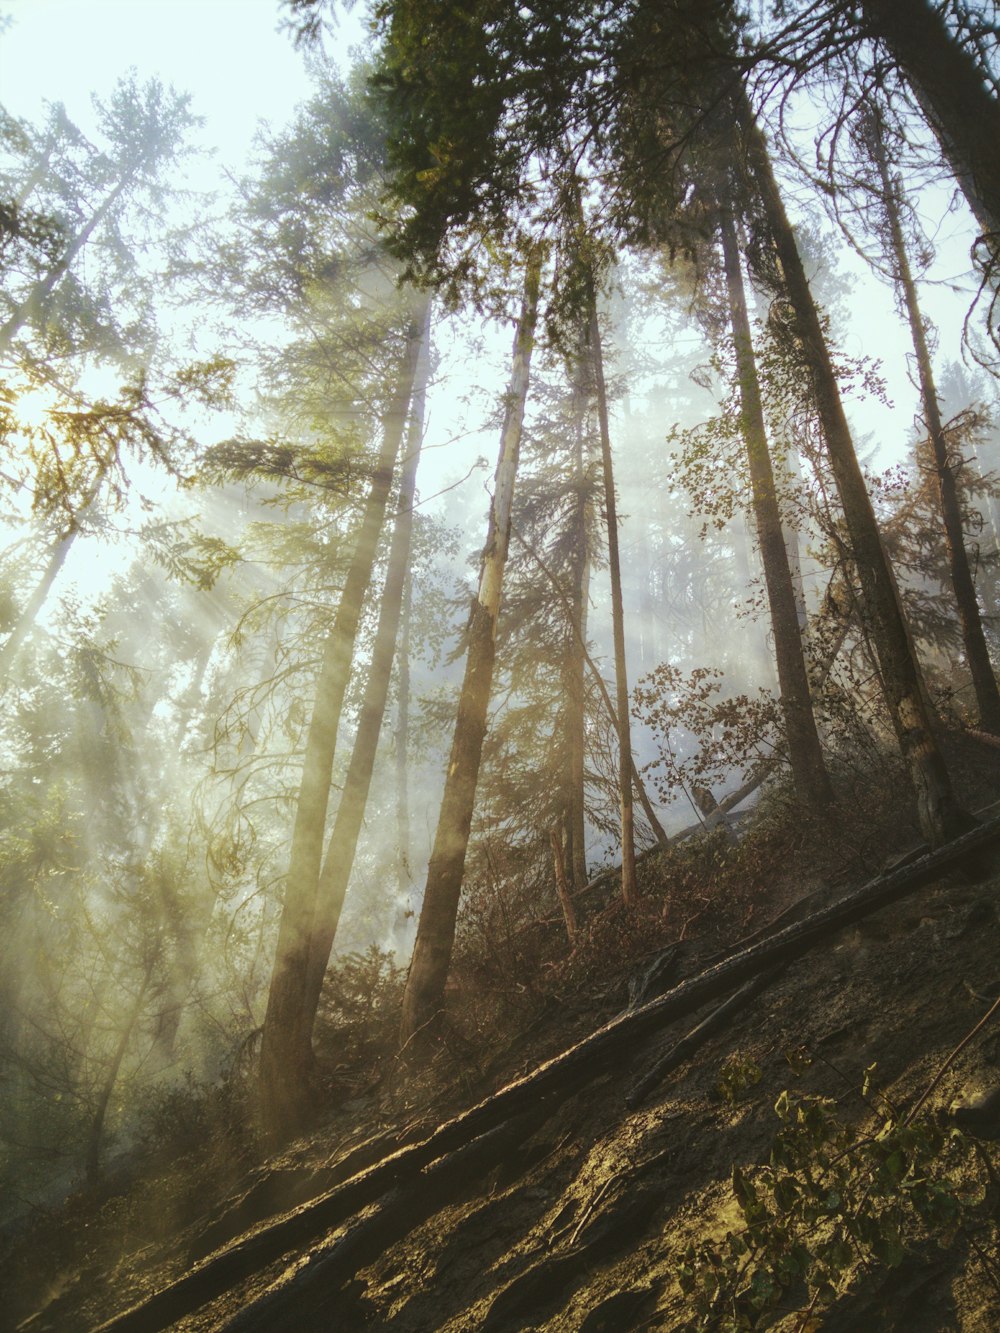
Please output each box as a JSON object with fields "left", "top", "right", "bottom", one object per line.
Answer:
{"left": 1, "top": 0, "right": 998, "bottom": 1216}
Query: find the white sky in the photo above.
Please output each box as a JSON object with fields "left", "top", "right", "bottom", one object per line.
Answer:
{"left": 2, "top": 0, "right": 317, "bottom": 162}
{"left": 0, "top": 0, "right": 991, "bottom": 631}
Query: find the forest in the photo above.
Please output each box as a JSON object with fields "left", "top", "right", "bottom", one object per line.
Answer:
{"left": 3, "top": 0, "right": 1000, "bottom": 1328}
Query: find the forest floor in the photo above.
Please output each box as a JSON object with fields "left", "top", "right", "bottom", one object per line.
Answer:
{"left": 6, "top": 736, "right": 1000, "bottom": 1331}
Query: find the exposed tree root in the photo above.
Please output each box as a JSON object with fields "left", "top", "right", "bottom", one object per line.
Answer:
{"left": 91, "top": 815, "right": 1000, "bottom": 1333}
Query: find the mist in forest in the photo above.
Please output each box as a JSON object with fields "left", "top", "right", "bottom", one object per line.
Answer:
{"left": 1, "top": 0, "right": 999, "bottom": 1235}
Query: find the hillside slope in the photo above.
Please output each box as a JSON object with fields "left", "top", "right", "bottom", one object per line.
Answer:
{"left": 12, "top": 815, "right": 1000, "bottom": 1333}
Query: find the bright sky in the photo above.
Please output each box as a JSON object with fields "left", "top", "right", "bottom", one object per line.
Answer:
{"left": 1, "top": 0, "right": 318, "bottom": 164}
{"left": 0, "top": 0, "right": 991, "bottom": 622}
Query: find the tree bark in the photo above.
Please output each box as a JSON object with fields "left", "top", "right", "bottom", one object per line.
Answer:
{"left": 563, "top": 355, "right": 592, "bottom": 891}
{"left": 587, "top": 292, "right": 638, "bottom": 903}
{"left": 398, "top": 251, "right": 542, "bottom": 1055}
{"left": 259, "top": 299, "right": 427, "bottom": 1142}
{"left": 859, "top": 0, "right": 1000, "bottom": 249}
{"left": 395, "top": 564, "right": 413, "bottom": 897}
{"left": 737, "top": 91, "right": 967, "bottom": 846}
{"left": 718, "top": 197, "right": 833, "bottom": 814}
{"left": 869, "top": 114, "right": 1000, "bottom": 734}
{"left": 550, "top": 824, "right": 579, "bottom": 945}
{"left": 298, "top": 304, "right": 430, "bottom": 1045}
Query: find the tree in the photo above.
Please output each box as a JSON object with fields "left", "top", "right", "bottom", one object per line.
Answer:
{"left": 0, "top": 76, "right": 196, "bottom": 361}
{"left": 735, "top": 90, "right": 968, "bottom": 845}
{"left": 862, "top": 105, "right": 1000, "bottom": 733}
{"left": 399, "top": 247, "right": 543, "bottom": 1055}
{"left": 716, "top": 193, "right": 833, "bottom": 813}
{"left": 259, "top": 300, "right": 427, "bottom": 1140}
{"left": 297, "top": 302, "right": 431, "bottom": 1078}
{"left": 857, "top": 0, "right": 1000, "bottom": 252}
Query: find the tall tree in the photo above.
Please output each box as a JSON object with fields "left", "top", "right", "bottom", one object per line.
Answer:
{"left": 716, "top": 195, "right": 833, "bottom": 812}
{"left": 297, "top": 302, "right": 431, "bottom": 1067}
{"left": 259, "top": 300, "right": 426, "bottom": 1140}
{"left": 736, "top": 91, "right": 968, "bottom": 844}
{"left": 857, "top": 0, "right": 1000, "bottom": 249}
{"left": 863, "top": 106, "right": 1000, "bottom": 733}
{"left": 586, "top": 279, "right": 639, "bottom": 903}
{"left": 399, "top": 248, "right": 542, "bottom": 1054}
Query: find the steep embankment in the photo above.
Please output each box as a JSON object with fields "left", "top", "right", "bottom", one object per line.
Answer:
{"left": 16, "top": 817, "right": 1000, "bottom": 1332}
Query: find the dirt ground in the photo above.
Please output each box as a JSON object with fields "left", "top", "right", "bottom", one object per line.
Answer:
{"left": 10, "top": 850, "right": 1000, "bottom": 1332}
{"left": 7, "top": 746, "right": 1000, "bottom": 1332}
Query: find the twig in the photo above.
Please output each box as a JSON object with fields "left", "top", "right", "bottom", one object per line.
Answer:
{"left": 904, "top": 993, "right": 1000, "bottom": 1126}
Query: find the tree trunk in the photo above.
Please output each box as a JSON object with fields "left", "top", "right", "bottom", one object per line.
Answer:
{"left": 718, "top": 198, "right": 832, "bottom": 813}
{"left": 398, "top": 251, "right": 542, "bottom": 1055}
{"left": 737, "top": 91, "right": 967, "bottom": 846}
{"left": 0, "top": 524, "right": 77, "bottom": 676}
{"left": 395, "top": 564, "right": 413, "bottom": 897}
{"left": 84, "top": 957, "right": 154, "bottom": 1182}
{"left": 870, "top": 115, "right": 1000, "bottom": 733}
{"left": 298, "top": 305, "right": 430, "bottom": 1045}
{"left": 859, "top": 0, "right": 1000, "bottom": 248}
{"left": 259, "top": 299, "right": 427, "bottom": 1142}
{"left": 550, "top": 824, "right": 579, "bottom": 945}
{"left": 587, "top": 293, "right": 638, "bottom": 904}
{"left": 563, "top": 352, "right": 592, "bottom": 891}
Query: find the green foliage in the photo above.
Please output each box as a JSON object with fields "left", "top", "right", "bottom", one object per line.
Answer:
{"left": 314, "top": 946, "right": 406, "bottom": 1082}
{"left": 677, "top": 1063, "right": 995, "bottom": 1330}
{"left": 718, "top": 1053, "right": 763, "bottom": 1105}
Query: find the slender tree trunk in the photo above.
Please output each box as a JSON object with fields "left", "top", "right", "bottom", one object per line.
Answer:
{"left": 511, "top": 523, "right": 670, "bottom": 851}
{"left": 550, "top": 824, "right": 579, "bottom": 945}
{"left": 399, "top": 251, "right": 542, "bottom": 1055}
{"left": 298, "top": 306, "right": 431, "bottom": 1047}
{"left": 718, "top": 198, "right": 832, "bottom": 813}
{"left": 395, "top": 565, "right": 413, "bottom": 897}
{"left": 85, "top": 957, "right": 154, "bottom": 1182}
{"left": 564, "top": 355, "right": 592, "bottom": 891}
{"left": 0, "top": 526, "right": 77, "bottom": 676}
{"left": 869, "top": 118, "right": 1000, "bottom": 733}
{"left": 0, "top": 447, "right": 115, "bottom": 676}
{"left": 737, "top": 91, "right": 968, "bottom": 846}
{"left": 859, "top": 0, "right": 1000, "bottom": 247}
{"left": 259, "top": 300, "right": 427, "bottom": 1141}
{"left": 586, "top": 293, "right": 638, "bottom": 903}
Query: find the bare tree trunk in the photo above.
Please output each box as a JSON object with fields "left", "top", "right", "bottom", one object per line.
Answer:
{"left": 550, "top": 824, "right": 579, "bottom": 945}
{"left": 298, "top": 305, "right": 431, "bottom": 1046}
{"left": 738, "top": 92, "right": 968, "bottom": 846}
{"left": 718, "top": 198, "right": 832, "bottom": 813}
{"left": 259, "top": 300, "right": 427, "bottom": 1142}
{"left": 870, "top": 115, "right": 1000, "bottom": 733}
{"left": 564, "top": 354, "right": 592, "bottom": 891}
{"left": 85, "top": 957, "right": 154, "bottom": 1182}
{"left": 859, "top": 0, "right": 1000, "bottom": 247}
{"left": 587, "top": 292, "right": 638, "bottom": 904}
{"left": 511, "top": 523, "right": 670, "bottom": 851}
{"left": 398, "top": 251, "right": 542, "bottom": 1055}
{"left": 395, "top": 565, "right": 413, "bottom": 897}
{"left": 0, "top": 525, "right": 76, "bottom": 677}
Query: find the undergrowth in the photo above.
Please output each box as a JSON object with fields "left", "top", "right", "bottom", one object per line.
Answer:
{"left": 678, "top": 1053, "right": 1000, "bottom": 1330}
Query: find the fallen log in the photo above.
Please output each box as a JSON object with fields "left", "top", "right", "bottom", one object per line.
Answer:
{"left": 625, "top": 965, "right": 786, "bottom": 1109}
{"left": 93, "top": 814, "right": 1000, "bottom": 1333}
{"left": 217, "top": 1102, "right": 556, "bottom": 1331}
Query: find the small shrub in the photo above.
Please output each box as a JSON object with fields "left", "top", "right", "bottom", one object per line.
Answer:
{"left": 677, "top": 1061, "right": 996, "bottom": 1330}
